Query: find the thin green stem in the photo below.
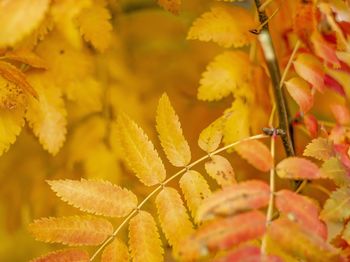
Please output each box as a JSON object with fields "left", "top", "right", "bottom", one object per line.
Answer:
{"left": 89, "top": 134, "right": 269, "bottom": 261}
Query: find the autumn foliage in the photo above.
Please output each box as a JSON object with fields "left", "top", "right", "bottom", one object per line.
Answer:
{"left": 2, "top": 0, "right": 350, "bottom": 261}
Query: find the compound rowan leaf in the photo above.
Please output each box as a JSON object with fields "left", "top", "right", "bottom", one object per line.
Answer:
{"left": 117, "top": 113, "right": 166, "bottom": 186}
{"left": 321, "top": 157, "right": 350, "bottom": 186}
{"left": 179, "top": 170, "right": 211, "bottom": 222}
{"left": 101, "top": 238, "right": 129, "bottom": 262}
{"left": 48, "top": 179, "right": 138, "bottom": 217}
{"left": 268, "top": 218, "right": 340, "bottom": 262}
{"left": 321, "top": 186, "right": 350, "bottom": 222}
{"left": 198, "top": 117, "right": 224, "bottom": 153}
{"left": 129, "top": 211, "right": 163, "bottom": 262}
{"left": 223, "top": 99, "right": 250, "bottom": 145}
{"left": 0, "top": 0, "right": 50, "bottom": 47}
{"left": 214, "top": 246, "right": 282, "bottom": 262}
{"left": 0, "top": 61, "right": 37, "bottom": 98}
{"left": 276, "top": 157, "right": 322, "bottom": 179}
{"left": 30, "top": 249, "right": 89, "bottom": 262}
{"left": 187, "top": 6, "right": 255, "bottom": 48}
{"left": 28, "top": 216, "right": 113, "bottom": 246}
{"left": 294, "top": 53, "right": 325, "bottom": 92}
{"left": 275, "top": 190, "right": 327, "bottom": 240}
{"left": 285, "top": 77, "right": 314, "bottom": 113}
{"left": 234, "top": 140, "right": 273, "bottom": 172}
{"left": 158, "top": 0, "right": 181, "bottom": 15}
{"left": 76, "top": 4, "right": 112, "bottom": 52}
{"left": 196, "top": 180, "right": 270, "bottom": 222}
{"left": 155, "top": 187, "right": 194, "bottom": 253}
{"left": 26, "top": 73, "right": 67, "bottom": 155}
{"left": 178, "top": 211, "right": 266, "bottom": 261}
{"left": 156, "top": 93, "right": 191, "bottom": 167}
{"left": 303, "top": 137, "right": 334, "bottom": 161}
{"left": 0, "top": 105, "right": 25, "bottom": 156}
{"left": 331, "top": 104, "right": 350, "bottom": 125}
{"left": 198, "top": 51, "right": 252, "bottom": 101}
{"left": 204, "top": 155, "right": 236, "bottom": 187}
{"left": 2, "top": 50, "right": 47, "bottom": 69}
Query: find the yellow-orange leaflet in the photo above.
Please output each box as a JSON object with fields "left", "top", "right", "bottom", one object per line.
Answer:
{"left": 101, "top": 238, "right": 129, "bottom": 262}
{"left": 31, "top": 249, "right": 89, "bottom": 262}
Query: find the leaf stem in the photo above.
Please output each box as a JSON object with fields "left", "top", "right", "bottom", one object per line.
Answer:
{"left": 253, "top": 0, "right": 295, "bottom": 157}
{"left": 89, "top": 134, "right": 269, "bottom": 261}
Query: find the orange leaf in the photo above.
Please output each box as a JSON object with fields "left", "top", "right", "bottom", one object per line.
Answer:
{"left": 331, "top": 104, "right": 350, "bottom": 125}
{"left": 275, "top": 189, "right": 327, "bottom": 240}
{"left": 48, "top": 179, "right": 138, "bottom": 217}
{"left": 101, "top": 238, "right": 129, "bottom": 262}
{"left": 196, "top": 180, "right": 270, "bottom": 222}
{"left": 30, "top": 249, "right": 89, "bottom": 262}
{"left": 304, "top": 114, "right": 319, "bottom": 138}
{"left": 311, "top": 32, "right": 340, "bottom": 68}
{"left": 158, "top": 0, "right": 181, "bottom": 15}
{"left": 285, "top": 77, "right": 314, "bottom": 113}
{"left": 178, "top": 211, "right": 266, "bottom": 261}
{"left": 28, "top": 216, "right": 113, "bottom": 246}
{"left": 0, "top": 61, "right": 37, "bottom": 97}
{"left": 204, "top": 155, "right": 236, "bottom": 187}
{"left": 3, "top": 49, "right": 47, "bottom": 69}
{"left": 294, "top": 53, "right": 325, "bottom": 92}
{"left": 276, "top": 157, "right": 322, "bottom": 179}
{"left": 214, "top": 246, "right": 282, "bottom": 262}
{"left": 234, "top": 140, "right": 273, "bottom": 172}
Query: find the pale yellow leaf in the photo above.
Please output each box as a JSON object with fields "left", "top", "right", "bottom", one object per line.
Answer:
{"left": 198, "top": 117, "right": 224, "bottom": 153}
{"left": 156, "top": 187, "right": 194, "bottom": 253}
{"left": 156, "top": 93, "right": 191, "bottom": 167}
{"left": 0, "top": 0, "right": 50, "bottom": 47}
{"left": 223, "top": 99, "right": 250, "bottom": 145}
{"left": 303, "top": 137, "right": 334, "bottom": 161}
{"left": 198, "top": 51, "right": 252, "bottom": 101}
{"left": 28, "top": 216, "right": 113, "bottom": 246}
{"left": 76, "top": 4, "right": 112, "bottom": 51}
{"left": 205, "top": 155, "right": 236, "bottom": 187}
{"left": 30, "top": 249, "right": 89, "bottom": 262}
{"left": 117, "top": 113, "right": 166, "bottom": 186}
{"left": 101, "top": 238, "right": 129, "bottom": 262}
{"left": 187, "top": 6, "right": 255, "bottom": 48}
{"left": 179, "top": 170, "right": 211, "bottom": 222}
{"left": 48, "top": 179, "right": 138, "bottom": 217}
{"left": 26, "top": 73, "right": 67, "bottom": 155}
{"left": 129, "top": 211, "right": 163, "bottom": 262}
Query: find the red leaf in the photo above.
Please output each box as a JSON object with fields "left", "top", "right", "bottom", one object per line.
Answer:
{"left": 294, "top": 53, "right": 325, "bottom": 92}
{"left": 234, "top": 140, "right": 273, "bottom": 172}
{"left": 178, "top": 211, "right": 266, "bottom": 261}
{"left": 196, "top": 180, "right": 270, "bottom": 222}
{"left": 275, "top": 189, "right": 327, "bottom": 240}
{"left": 311, "top": 32, "right": 341, "bottom": 68}
{"left": 276, "top": 157, "right": 322, "bottom": 179}
{"left": 304, "top": 114, "right": 319, "bottom": 138}
{"left": 214, "top": 246, "right": 282, "bottom": 262}
{"left": 285, "top": 77, "right": 314, "bottom": 113}
{"left": 324, "top": 74, "right": 346, "bottom": 96}
{"left": 331, "top": 104, "right": 350, "bottom": 125}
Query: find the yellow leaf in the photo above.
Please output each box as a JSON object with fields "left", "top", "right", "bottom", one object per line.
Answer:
{"left": 48, "top": 179, "right": 138, "bottom": 217}
{"left": 158, "top": 0, "right": 181, "bottom": 15}
{"left": 30, "top": 249, "right": 89, "bottom": 262}
{"left": 198, "top": 51, "right": 252, "bottom": 101}
{"left": 0, "top": 61, "right": 37, "bottom": 98}
{"left": 303, "top": 137, "right": 334, "bottom": 161}
{"left": 187, "top": 6, "right": 255, "bottom": 48}
{"left": 223, "top": 99, "right": 250, "bottom": 145}
{"left": 204, "top": 155, "right": 236, "bottom": 187}
{"left": 198, "top": 117, "right": 224, "bottom": 153}
{"left": 155, "top": 187, "right": 194, "bottom": 253}
{"left": 101, "top": 238, "right": 129, "bottom": 262}
{"left": 0, "top": 76, "right": 27, "bottom": 110}
{"left": 179, "top": 170, "right": 211, "bottom": 222}
{"left": 2, "top": 50, "right": 47, "bottom": 69}
{"left": 76, "top": 4, "right": 112, "bottom": 51}
{"left": 0, "top": 105, "right": 25, "bottom": 156}
{"left": 0, "top": 0, "right": 50, "bottom": 47}
{"left": 117, "top": 113, "right": 166, "bottom": 186}
{"left": 28, "top": 216, "right": 113, "bottom": 246}
{"left": 129, "top": 211, "right": 163, "bottom": 262}
{"left": 156, "top": 93, "right": 191, "bottom": 167}
{"left": 26, "top": 73, "right": 67, "bottom": 155}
